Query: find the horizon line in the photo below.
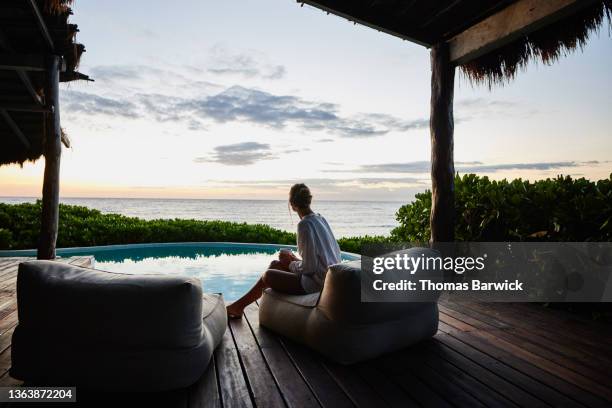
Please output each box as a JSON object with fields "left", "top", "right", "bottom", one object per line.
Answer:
{"left": 0, "top": 196, "right": 407, "bottom": 204}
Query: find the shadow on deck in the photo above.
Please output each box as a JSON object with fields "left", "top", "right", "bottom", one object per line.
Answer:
{"left": 0, "top": 257, "right": 611, "bottom": 407}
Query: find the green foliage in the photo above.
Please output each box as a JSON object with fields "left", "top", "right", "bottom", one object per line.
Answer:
{"left": 0, "top": 229, "right": 12, "bottom": 249}
{"left": 337, "top": 235, "right": 392, "bottom": 254}
{"left": 0, "top": 201, "right": 297, "bottom": 250}
{"left": 392, "top": 174, "right": 612, "bottom": 242}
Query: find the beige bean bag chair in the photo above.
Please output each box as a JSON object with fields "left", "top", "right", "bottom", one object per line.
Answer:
{"left": 259, "top": 248, "right": 440, "bottom": 364}
{"left": 11, "top": 261, "right": 227, "bottom": 391}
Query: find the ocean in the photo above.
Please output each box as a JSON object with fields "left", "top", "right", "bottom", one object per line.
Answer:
{"left": 1, "top": 197, "right": 402, "bottom": 238}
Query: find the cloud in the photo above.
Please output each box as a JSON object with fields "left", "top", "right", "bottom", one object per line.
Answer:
{"left": 194, "top": 142, "right": 305, "bottom": 166}
{"left": 208, "top": 177, "right": 427, "bottom": 189}
{"left": 325, "top": 160, "right": 587, "bottom": 174}
{"left": 457, "top": 161, "right": 578, "bottom": 173}
{"left": 171, "top": 85, "right": 428, "bottom": 138}
{"left": 207, "top": 46, "right": 286, "bottom": 80}
{"left": 195, "top": 142, "right": 273, "bottom": 166}
{"left": 64, "top": 71, "right": 429, "bottom": 137}
{"left": 201, "top": 176, "right": 430, "bottom": 201}
{"left": 456, "top": 98, "right": 518, "bottom": 109}
{"left": 88, "top": 65, "right": 144, "bottom": 81}
{"left": 62, "top": 90, "right": 140, "bottom": 118}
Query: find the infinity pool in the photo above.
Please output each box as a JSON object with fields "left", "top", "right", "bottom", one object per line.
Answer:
{"left": 3, "top": 243, "right": 359, "bottom": 301}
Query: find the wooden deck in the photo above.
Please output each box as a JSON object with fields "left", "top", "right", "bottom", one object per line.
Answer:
{"left": 1, "top": 258, "right": 611, "bottom": 407}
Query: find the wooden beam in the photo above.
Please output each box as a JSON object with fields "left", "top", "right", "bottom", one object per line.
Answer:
{"left": 0, "top": 103, "right": 51, "bottom": 113}
{"left": 27, "top": 0, "right": 55, "bottom": 51}
{"left": 448, "top": 0, "right": 597, "bottom": 64}
{"left": 0, "top": 54, "right": 46, "bottom": 72}
{"left": 298, "top": 1, "right": 432, "bottom": 47}
{"left": 0, "top": 109, "right": 31, "bottom": 149}
{"left": 0, "top": 32, "right": 45, "bottom": 106}
{"left": 15, "top": 70, "right": 44, "bottom": 105}
{"left": 429, "top": 43, "right": 455, "bottom": 243}
{"left": 38, "top": 56, "right": 62, "bottom": 260}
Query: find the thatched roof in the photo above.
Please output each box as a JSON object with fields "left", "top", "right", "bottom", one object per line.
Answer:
{"left": 0, "top": 0, "right": 89, "bottom": 166}
{"left": 461, "top": 1, "right": 612, "bottom": 87}
{"left": 301, "top": 0, "right": 611, "bottom": 86}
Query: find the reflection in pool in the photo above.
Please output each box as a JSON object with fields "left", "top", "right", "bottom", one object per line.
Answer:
{"left": 49, "top": 243, "right": 359, "bottom": 301}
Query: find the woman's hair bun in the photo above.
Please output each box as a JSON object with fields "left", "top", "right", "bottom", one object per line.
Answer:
{"left": 289, "top": 183, "right": 312, "bottom": 209}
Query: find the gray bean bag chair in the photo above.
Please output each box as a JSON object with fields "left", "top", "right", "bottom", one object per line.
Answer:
{"left": 259, "top": 248, "right": 440, "bottom": 364}
{"left": 10, "top": 261, "right": 227, "bottom": 392}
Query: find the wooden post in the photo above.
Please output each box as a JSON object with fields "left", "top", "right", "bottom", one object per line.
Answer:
{"left": 38, "top": 56, "right": 61, "bottom": 260}
{"left": 429, "top": 43, "right": 455, "bottom": 243}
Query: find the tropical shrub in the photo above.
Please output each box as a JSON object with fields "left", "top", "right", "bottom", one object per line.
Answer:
{"left": 0, "top": 202, "right": 296, "bottom": 250}
{"left": 392, "top": 174, "right": 612, "bottom": 242}
{"left": 0, "top": 201, "right": 381, "bottom": 254}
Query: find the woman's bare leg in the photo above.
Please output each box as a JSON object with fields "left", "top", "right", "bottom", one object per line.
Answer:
{"left": 226, "top": 277, "right": 266, "bottom": 319}
{"left": 226, "top": 261, "right": 302, "bottom": 319}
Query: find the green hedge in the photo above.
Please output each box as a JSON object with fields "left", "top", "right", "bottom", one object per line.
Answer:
{"left": 0, "top": 201, "right": 379, "bottom": 253}
{"left": 0, "top": 202, "right": 297, "bottom": 250}
{"left": 392, "top": 174, "right": 612, "bottom": 242}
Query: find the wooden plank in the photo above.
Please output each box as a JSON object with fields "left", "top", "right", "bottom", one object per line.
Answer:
{"left": 0, "top": 53, "right": 46, "bottom": 72}
{"left": 379, "top": 349, "right": 487, "bottom": 408}
{"left": 376, "top": 359, "right": 453, "bottom": 408}
{"left": 27, "top": 0, "right": 54, "bottom": 50}
{"left": 277, "top": 338, "right": 354, "bottom": 408}
{"left": 434, "top": 329, "right": 584, "bottom": 408}
{"left": 0, "top": 103, "right": 51, "bottom": 113}
{"left": 0, "top": 310, "right": 17, "bottom": 336}
{"left": 440, "top": 302, "right": 612, "bottom": 378}
{"left": 243, "top": 305, "right": 319, "bottom": 408}
{"left": 453, "top": 300, "right": 612, "bottom": 356}
{"left": 452, "top": 324, "right": 612, "bottom": 401}
{"left": 0, "top": 371, "right": 21, "bottom": 387}
{"left": 429, "top": 42, "right": 455, "bottom": 243}
{"left": 214, "top": 329, "right": 253, "bottom": 408}
{"left": 354, "top": 362, "right": 418, "bottom": 408}
{"left": 38, "top": 56, "right": 62, "bottom": 260}
{"left": 187, "top": 355, "right": 221, "bottom": 408}
{"left": 321, "top": 360, "right": 389, "bottom": 407}
{"left": 0, "top": 346, "right": 11, "bottom": 377}
{"left": 509, "top": 302, "right": 612, "bottom": 343}
{"left": 299, "top": 1, "right": 431, "bottom": 47}
{"left": 438, "top": 321, "right": 609, "bottom": 407}
{"left": 0, "top": 323, "right": 16, "bottom": 353}
{"left": 449, "top": 0, "right": 598, "bottom": 64}
{"left": 228, "top": 317, "right": 286, "bottom": 407}
{"left": 427, "top": 338, "right": 549, "bottom": 408}
{"left": 409, "top": 343, "right": 518, "bottom": 408}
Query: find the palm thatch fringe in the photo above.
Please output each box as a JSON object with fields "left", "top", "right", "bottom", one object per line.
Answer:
{"left": 461, "top": 1, "right": 611, "bottom": 88}
{"left": 44, "top": 0, "right": 74, "bottom": 15}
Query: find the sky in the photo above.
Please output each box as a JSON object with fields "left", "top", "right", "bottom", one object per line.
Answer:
{"left": 1, "top": 0, "right": 611, "bottom": 201}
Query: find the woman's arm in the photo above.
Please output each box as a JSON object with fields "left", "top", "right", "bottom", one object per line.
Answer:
{"left": 289, "top": 222, "right": 315, "bottom": 275}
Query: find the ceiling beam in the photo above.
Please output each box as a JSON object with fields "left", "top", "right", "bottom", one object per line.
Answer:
{"left": 0, "top": 29, "right": 45, "bottom": 105}
{"left": 0, "top": 108, "right": 31, "bottom": 149}
{"left": 27, "top": 0, "right": 55, "bottom": 51}
{"left": 0, "top": 103, "right": 51, "bottom": 113}
{"left": 298, "top": 1, "right": 432, "bottom": 47}
{"left": 0, "top": 53, "right": 46, "bottom": 71}
{"left": 448, "top": 0, "right": 598, "bottom": 65}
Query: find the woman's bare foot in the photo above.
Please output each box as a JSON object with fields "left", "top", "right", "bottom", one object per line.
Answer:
{"left": 226, "top": 302, "right": 244, "bottom": 319}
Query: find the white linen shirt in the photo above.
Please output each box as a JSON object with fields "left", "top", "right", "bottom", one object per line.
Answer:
{"left": 289, "top": 213, "right": 341, "bottom": 293}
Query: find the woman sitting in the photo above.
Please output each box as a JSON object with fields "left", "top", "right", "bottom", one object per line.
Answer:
{"left": 226, "top": 183, "right": 341, "bottom": 319}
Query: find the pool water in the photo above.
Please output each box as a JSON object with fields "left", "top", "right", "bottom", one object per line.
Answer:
{"left": 17, "top": 243, "right": 359, "bottom": 301}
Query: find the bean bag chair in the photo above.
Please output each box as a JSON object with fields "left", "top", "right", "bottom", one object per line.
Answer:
{"left": 259, "top": 247, "right": 440, "bottom": 364}
{"left": 10, "top": 260, "right": 227, "bottom": 392}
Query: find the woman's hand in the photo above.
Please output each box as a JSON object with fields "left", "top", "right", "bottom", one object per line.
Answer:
{"left": 278, "top": 250, "right": 299, "bottom": 269}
